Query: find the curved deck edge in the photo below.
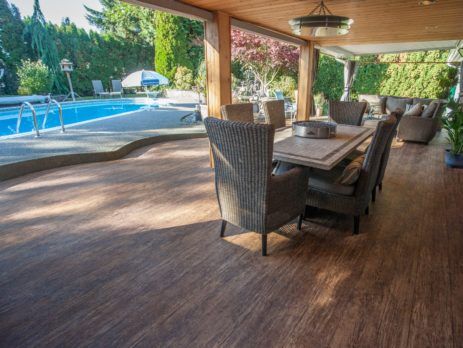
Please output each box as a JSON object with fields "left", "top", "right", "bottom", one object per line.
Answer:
{"left": 0, "top": 132, "right": 207, "bottom": 182}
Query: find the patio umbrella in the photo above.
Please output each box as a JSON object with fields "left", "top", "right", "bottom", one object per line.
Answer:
{"left": 121, "top": 70, "right": 169, "bottom": 88}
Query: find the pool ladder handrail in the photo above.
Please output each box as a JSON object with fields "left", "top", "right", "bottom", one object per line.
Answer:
{"left": 16, "top": 102, "right": 40, "bottom": 137}
{"left": 43, "top": 99, "right": 65, "bottom": 132}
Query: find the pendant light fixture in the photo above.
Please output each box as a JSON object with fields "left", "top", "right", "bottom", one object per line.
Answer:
{"left": 289, "top": 1, "right": 353, "bottom": 37}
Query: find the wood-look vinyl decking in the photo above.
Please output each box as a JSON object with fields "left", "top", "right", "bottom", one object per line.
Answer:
{"left": 0, "top": 137, "right": 462, "bottom": 347}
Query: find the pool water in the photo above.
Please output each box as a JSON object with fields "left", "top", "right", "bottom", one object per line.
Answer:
{"left": 0, "top": 99, "right": 157, "bottom": 137}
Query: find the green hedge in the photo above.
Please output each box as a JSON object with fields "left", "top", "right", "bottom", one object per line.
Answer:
{"left": 314, "top": 51, "right": 457, "bottom": 101}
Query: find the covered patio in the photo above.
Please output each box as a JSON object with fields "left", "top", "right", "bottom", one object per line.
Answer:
{"left": 1, "top": 133, "right": 462, "bottom": 346}
{"left": 1, "top": 0, "right": 463, "bottom": 347}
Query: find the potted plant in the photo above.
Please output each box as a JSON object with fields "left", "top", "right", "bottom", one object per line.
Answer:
{"left": 442, "top": 100, "right": 463, "bottom": 168}
{"left": 314, "top": 93, "right": 326, "bottom": 117}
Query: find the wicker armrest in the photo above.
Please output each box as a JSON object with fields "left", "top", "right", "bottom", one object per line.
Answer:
{"left": 401, "top": 115, "right": 437, "bottom": 125}
{"left": 268, "top": 166, "right": 309, "bottom": 215}
{"left": 398, "top": 115, "right": 439, "bottom": 143}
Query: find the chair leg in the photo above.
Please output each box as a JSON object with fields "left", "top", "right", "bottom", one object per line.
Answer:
{"left": 365, "top": 206, "right": 369, "bottom": 215}
{"left": 262, "top": 234, "right": 267, "bottom": 256}
{"left": 379, "top": 182, "right": 383, "bottom": 192}
{"left": 372, "top": 187, "right": 376, "bottom": 202}
{"left": 353, "top": 215, "right": 360, "bottom": 235}
{"left": 219, "top": 220, "right": 227, "bottom": 237}
{"left": 297, "top": 214, "right": 303, "bottom": 231}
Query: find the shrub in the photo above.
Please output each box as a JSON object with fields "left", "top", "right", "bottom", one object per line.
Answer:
{"left": 195, "top": 59, "right": 206, "bottom": 93}
{"left": 271, "top": 75, "right": 297, "bottom": 100}
{"left": 174, "top": 66, "right": 194, "bottom": 90}
{"left": 17, "top": 59, "right": 52, "bottom": 95}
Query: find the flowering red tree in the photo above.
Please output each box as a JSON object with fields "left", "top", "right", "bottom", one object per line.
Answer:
{"left": 231, "top": 29, "right": 299, "bottom": 95}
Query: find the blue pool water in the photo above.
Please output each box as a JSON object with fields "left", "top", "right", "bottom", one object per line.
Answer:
{"left": 0, "top": 99, "right": 157, "bottom": 137}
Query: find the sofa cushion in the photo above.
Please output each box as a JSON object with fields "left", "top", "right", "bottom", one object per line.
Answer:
{"left": 404, "top": 102, "right": 423, "bottom": 116}
{"left": 358, "top": 94, "right": 386, "bottom": 115}
{"left": 386, "top": 96, "right": 413, "bottom": 114}
{"left": 421, "top": 100, "right": 439, "bottom": 118}
{"left": 309, "top": 167, "right": 355, "bottom": 196}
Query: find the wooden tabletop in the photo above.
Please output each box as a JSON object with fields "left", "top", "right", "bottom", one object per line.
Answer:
{"left": 273, "top": 124, "right": 375, "bottom": 170}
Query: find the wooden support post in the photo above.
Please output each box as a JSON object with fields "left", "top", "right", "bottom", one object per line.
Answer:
{"left": 204, "top": 11, "right": 232, "bottom": 119}
{"left": 296, "top": 41, "right": 315, "bottom": 121}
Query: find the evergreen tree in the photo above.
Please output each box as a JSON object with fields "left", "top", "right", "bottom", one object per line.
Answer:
{"left": 24, "top": 0, "right": 64, "bottom": 92}
{"left": 85, "top": 0, "right": 156, "bottom": 46}
{"left": 0, "top": 0, "right": 30, "bottom": 94}
{"left": 154, "top": 12, "right": 191, "bottom": 80}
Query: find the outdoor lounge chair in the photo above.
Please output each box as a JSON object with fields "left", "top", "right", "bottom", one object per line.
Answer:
{"left": 220, "top": 103, "right": 254, "bottom": 123}
{"left": 263, "top": 100, "right": 286, "bottom": 129}
{"left": 329, "top": 101, "right": 368, "bottom": 126}
{"left": 111, "top": 80, "right": 123, "bottom": 98}
{"left": 305, "top": 113, "right": 398, "bottom": 234}
{"left": 204, "top": 117, "right": 309, "bottom": 256}
{"left": 92, "top": 80, "right": 110, "bottom": 98}
{"left": 397, "top": 101, "right": 443, "bottom": 144}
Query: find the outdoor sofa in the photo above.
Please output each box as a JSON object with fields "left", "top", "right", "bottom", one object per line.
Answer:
{"left": 359, "top": 94, "right": 445, "bottom": 144}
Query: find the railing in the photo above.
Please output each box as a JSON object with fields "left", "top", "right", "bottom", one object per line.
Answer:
{"left": 43, "top": 99, "right": 65, "bottom": 132}
{"left": 16, "top": 102, "right": 40, "bottom": 137}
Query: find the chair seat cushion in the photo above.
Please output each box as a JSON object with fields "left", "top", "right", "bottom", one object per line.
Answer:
{"left": 308, "top": 166, "right": 355, "bottom": 196}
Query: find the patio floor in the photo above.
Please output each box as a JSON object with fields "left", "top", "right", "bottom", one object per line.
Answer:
{"left": 0, "top": 134, "right": 462, "bottom": 347}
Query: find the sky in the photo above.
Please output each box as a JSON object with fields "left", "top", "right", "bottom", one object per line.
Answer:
{"left": 9, "top": 0, "right": 103, "bottom": 32}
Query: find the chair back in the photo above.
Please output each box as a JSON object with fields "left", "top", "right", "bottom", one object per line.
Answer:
{"left": 274, "top": 90, "right": 284, "bottom": 100}
{"left": 329, "top": 101, "right": 368, "bottom": 126}
{"left": 263, "top": 100, "right": 286, "bottom": 129}
{"left": 355, "top": 113, "right": 398, "bottom": 202}
{"left": 376, "top": 110, "right": 404, "bottom": 186}
{"left": 92, "top": 80, "right": 104, "bottom": 94}
{"left": 204, "top": 117, "right": 274, "bottom": 231}
{"left": 220, "top": 103, "right": 254, "bottom": 123}
{"left": 111, "top": 79, "right": 123, "bottom": 92}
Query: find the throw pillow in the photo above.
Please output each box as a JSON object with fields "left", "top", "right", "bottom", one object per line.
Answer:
{"left": 404, "top": 102, "right": 422, "bottom": 116}
{"left": 421, "top": 101, "right": 438, "bottom": 118}
{"left": 337, "top": 155, "right": 365, "bottom": 185}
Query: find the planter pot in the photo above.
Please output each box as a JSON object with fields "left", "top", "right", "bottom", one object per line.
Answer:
{"left": 316, "top": 107, "right": 323, "bottom": 117}
{"left": 200, "top": 104, "right": 208, "bottom": 119}
{"left": 444, "top": 149, "right": 463, "bottom": 168}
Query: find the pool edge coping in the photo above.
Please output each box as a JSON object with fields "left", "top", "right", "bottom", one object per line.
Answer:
{"left": 0, "top": 132, "right": 207, "bottom": 182}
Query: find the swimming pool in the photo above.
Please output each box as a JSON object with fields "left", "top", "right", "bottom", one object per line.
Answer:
{"left": 0, "top": 99, "right": 158, "bottom": 137}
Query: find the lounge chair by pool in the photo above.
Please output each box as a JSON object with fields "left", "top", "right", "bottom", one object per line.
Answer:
{"left": 92, "top": 80, "right": 110, "bottom": 98}
{"left": 111, "top": 80, "right": 123, "bottom": 98}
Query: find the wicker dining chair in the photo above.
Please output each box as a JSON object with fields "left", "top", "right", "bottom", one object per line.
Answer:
{"left": 306, "top": 113, "right": 398, "bottom": 234}
{"left": 329, "top": 101, "right": 368, "bottom": 126}
{"left": 263, "top": 100, "right": 286, "bottom": 129}
{"left": 375, "top": 110, "right": 404, "bottom": 196}
{"left": 204, "top": 117, "right": 309, "bottom": 256}
{"left": 220, "top": 103, "right": 254, "bottom": 123}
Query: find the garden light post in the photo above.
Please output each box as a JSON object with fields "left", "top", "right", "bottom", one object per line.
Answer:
{"left": 60, "top": 59, "right": 79, "bottom": 102}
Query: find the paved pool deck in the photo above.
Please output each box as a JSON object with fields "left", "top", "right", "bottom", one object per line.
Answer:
{"left": 0, "top": 103, "right": 206, "bottom": 180}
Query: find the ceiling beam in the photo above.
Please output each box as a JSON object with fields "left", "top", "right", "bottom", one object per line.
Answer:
{"left": 123, "top": 0, "right": 308, "bottom": 47}
{"left": 317, "top": 46, "right": 355, "bottom": 59}
{"left": 124, "top": 0, "right": 214, "bottom": 21}
{"left": 231, "top": 18, "right": 307, "bottom": 47}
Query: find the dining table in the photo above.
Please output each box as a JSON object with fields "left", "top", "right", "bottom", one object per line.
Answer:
{"left": 273, "top": 124, "right": 375, "bottom": 171}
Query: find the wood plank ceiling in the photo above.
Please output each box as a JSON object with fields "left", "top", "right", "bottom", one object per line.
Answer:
{"left": 179, "top": 0, "right": 463, "bottom": 46}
